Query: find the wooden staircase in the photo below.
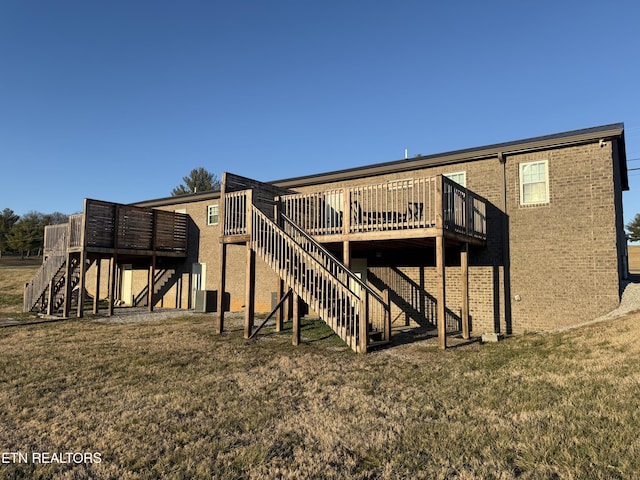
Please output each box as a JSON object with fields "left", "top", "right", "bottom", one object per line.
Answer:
{"left": 250, "top": 205, "right": 391, "bottom": 353}
{"left": 132, "top": 268, "right": 178, "bottom": 307}
{"left": 24, "top": 251, "right": 85, "bottom": 316}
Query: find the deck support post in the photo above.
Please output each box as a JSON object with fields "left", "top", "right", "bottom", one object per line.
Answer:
{"left": 276, "top": 279, "right": 284, "bottom": 331}
{"left": 176, "top": 272, "right": 182, "bottom": 309}
{"left": 358, "top": 293, "right": 368, "bottom": 353}
{"left": 383, "top": 288, "right": 391, "bottom": 343}
{"left": 343, "top": 241, "right": 351, "bottom": 269}
{"left": 461, "top": 243, "right": 470, "bottom": 340}
{"left": 436, "top": 235, "right": 447, "bottom": 350}
{"left": 216, "top": 242, "right": 227, "bottom": 334}
{"left": 108, "top": 256, "right": 116, "bottom": 316}
{"left": 76, "top": 251, "right": 86, "bottom": 318}
{"left": 244, "top": 244, "right": 256, "bottom": 339}
{"left": 148, "top": 255, "right": 156, "bottom": 312}
{"left": 292, "top": 294, "right": 300, "bottom": 346}
{"left": 62, "top": 252, "right": 73, "bottom": 318}
{"left": 216, "top": 173, "right": 228, "bottom": 334}
{"left": 46, "top": 278, "right": 55, "bottom": 316}
{"left": 93, "top": 258, "right": 101, "bottom": 314}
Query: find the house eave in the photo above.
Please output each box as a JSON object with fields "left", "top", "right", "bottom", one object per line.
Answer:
{"left": 130, "top": 122, "right": 627, "bottom": 208}
{"left": 269, "top": 123, "right": 626, "bottom": 189}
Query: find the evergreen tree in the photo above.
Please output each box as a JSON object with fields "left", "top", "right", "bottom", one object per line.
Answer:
{"left": 0, "top": 208, "right": 20, "bottom": 255}
{"left": 627, "top": 213, "right": 640, "bottom": 243}
{"left": 7, "top": 212, "right": 42, "bottom": 258}
{"left": 171, "top": 167, "right": 220, "bottom": 196}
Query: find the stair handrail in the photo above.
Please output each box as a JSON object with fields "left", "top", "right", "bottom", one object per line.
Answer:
{"left": 281, "top": 213, "right": 386, "bottom": 305}
{"left": 251, "top": 206, "right": 390, "bottom": 351}
{"left": 24, "top": 232, "right": 68, "bottom": 312}
{"left": 251, "top": 206, "right": 362, "bottom": 350}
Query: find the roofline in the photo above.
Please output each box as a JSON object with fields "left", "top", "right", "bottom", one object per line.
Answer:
{"left": 269, "top": 123, "right": 626, "bottom": 189}
{"left": 133, "top": 189, "right": 221, "bottom": 209}
{"left": 132, "top": 122, "right": 627, "bottom": 208}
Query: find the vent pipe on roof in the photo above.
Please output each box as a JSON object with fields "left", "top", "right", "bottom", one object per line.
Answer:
{"left": 405, "top": 148, "right": 408, "bottom": 159}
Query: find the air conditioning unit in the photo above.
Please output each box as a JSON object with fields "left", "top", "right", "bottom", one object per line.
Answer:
{"left": 194, "top": 290, "right": 217, "bottom": 313}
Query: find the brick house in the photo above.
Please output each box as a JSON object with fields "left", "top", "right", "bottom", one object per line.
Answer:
{"left": 25, "top": 123, "right": 629, "bottom": 352}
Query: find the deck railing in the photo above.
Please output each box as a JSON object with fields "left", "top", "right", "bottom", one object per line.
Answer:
{"left": 223, "top": 191, "right": 248, "bottom": 236}
{"left": 25, "top": 233, "right": 68, "bottom": 312}
{"left": 43, "top": 224, "right": 69, "bottom": 255}
{"left": 76, "top": 199, "right": 188, "bottom": 253}
{"left": 442, "top": 177, "right": 487, "bottom": 240}
{"left": 275, "top": 175, "right": 486, "bottom": 241}
{"left": 251, "top": 206, "right": 390, "bottom": 352}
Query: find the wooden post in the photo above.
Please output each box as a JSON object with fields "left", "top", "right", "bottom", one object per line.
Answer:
{"left": 216, "top": 173, "right": 228, "bottom": 334}
{"left": 46, "top": 278, "right": 55, "bottom": 316}
{"left": 149, "top": 210, "right": 157, "bottom": 312}
{"left": 76, "top": 251, "right": 86, "bottom": 318}
{"left": 436, "top": 235, "right": 447, "bottom": 350}
{"left": 358, "top": 293, "right": 368, "bottom": 353}
{"left": 148, "top": 256, "right": 156, "bottom": 312}
{"left": 343, "top": 241, "right": 351, "bottom": 269}
{"left": 62, "top": 252, "right": 73, "bottom": 318}
{"left": 93, "top": 258, "right": 101, "bottom": 314}
{"left": 216, "top": 242, "right": 227, "bottom": 334}
{"left": 76, "top": 207, "right": 87, "bottom": 318}
{"left": 276, "top": 278, "right": 284, "bottom": 331}
{"left": 177, "top": 273, "right": 182, "bottom": 309}
{"left": 342, "top": 188, "right": 351, "bottom": 236}
{"left": 108, "top": 256, "right": 116, "bottom": 316}
{"left": 108, "top": 205, "right": 120, "bottom": 317}
{"left": 461, "top": 243, "right": 470, "bottom": 340}
{"left": 383, "top": 288, "right": 391, "bottom": 342}
{"left": 292, "top": 294, "right": 300, "bottom": 346}
{"left": 435, "top": 174, "right": 444, "bottom": 230}
{"left": 244, "top": 244, "right": 256, "bottom": 339}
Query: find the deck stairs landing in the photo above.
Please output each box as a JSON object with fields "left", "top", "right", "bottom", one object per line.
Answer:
{"left": 250, "top": 206, "right": 390, "bottom": 352}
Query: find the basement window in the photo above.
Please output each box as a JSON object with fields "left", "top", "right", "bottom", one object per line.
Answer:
{"left": 207, "top": 205, "right": 219, "bottom": 225}
{"left": 519, "top": 160, "right": 549, "bottom": 205}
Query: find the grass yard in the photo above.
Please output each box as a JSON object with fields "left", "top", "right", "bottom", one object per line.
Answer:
{"left": 2, "top": 260, "right": 640, "bottom": 478}
{"left": 0, "top": 309, "right": 639, "bottom": 479}
{"left": 0, "top": 258, "right": 39, "bottom": 315}
{"left": 628, "top": 245, "right": 640, "bottom": 274}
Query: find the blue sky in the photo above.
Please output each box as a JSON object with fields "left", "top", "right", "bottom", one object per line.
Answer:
{"left": 1, "top": 0, "right": 639, "bottom": 231}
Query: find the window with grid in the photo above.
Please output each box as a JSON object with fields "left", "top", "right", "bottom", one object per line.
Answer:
{"left": 444, "top": 171, "right": 466, "bottom": 187}
{"left": 519, "top": 160, "right": 549, "bottom": 205}
{"left": 207, "top": 205, "right": 219, "bottom": 225}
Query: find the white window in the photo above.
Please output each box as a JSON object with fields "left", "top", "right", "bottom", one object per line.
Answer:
{"left": 519, "top": 160, "right": 549, "bottom": 205}
{"left": 444, "top": 171, "right": 466, "bottom": 187}
{"left": 207, "top": 205, "right": 219, "bottom": 225}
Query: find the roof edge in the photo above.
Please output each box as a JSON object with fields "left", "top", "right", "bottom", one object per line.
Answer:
{"left": 270, "top": 123, "right": 625, "bottom": 188}
{"left": 131, "top": 122, "right": 626, "bottom": 206}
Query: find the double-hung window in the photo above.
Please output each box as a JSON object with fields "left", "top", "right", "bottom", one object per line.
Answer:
{"left": 519, "top": 161, "right": 549, "bottom": 205}
{"left": 444, "top": 171, "right": 466, "bottom": 187}
{"left": 207, "top": 205, "right": 219, "bottom": 225}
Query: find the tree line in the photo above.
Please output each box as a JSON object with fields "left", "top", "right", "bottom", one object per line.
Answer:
{"left": 0, "top": 209, "right": 69, "bottom": 259}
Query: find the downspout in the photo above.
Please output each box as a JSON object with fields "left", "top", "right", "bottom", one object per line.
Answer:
{"left": 498, "top": 152, "right": 512, "bottom": 334}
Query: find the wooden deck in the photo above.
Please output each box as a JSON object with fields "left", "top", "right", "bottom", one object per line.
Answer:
{"left": 222, "top": 175, "right": 487, "bottom": 246}
{"left": 27, "top": 200, "right": 188, "bottom": 319}
{"left": 217, "top": 173, "right": 488, "bottom": 351}
{"left": 44, "top": 199, "right": 188, "bottom": 258}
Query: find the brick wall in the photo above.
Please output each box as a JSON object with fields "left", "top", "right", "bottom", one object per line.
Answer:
{"left": 505, "top": 142, "right": 622, "bottom": 331}
{"left": 141, "top": 138, "right": 625, "bottom": 335}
